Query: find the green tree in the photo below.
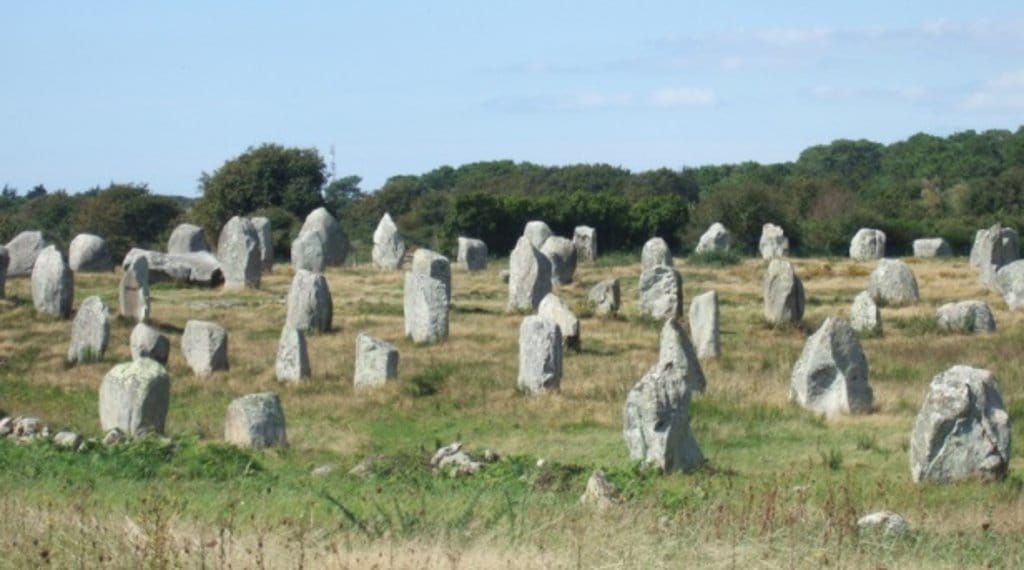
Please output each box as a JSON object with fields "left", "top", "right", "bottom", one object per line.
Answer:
{"left": 323, "top": 175, "right": 363, "bottom": 218}
{"left": 71, "top": 183, "right": 183, "bottom": 260}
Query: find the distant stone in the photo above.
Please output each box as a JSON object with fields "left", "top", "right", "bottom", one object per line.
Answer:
{"left": 217, "top": 216, "right": 261, "bottom": 289}
{"left": 285, "top": 270, "right": 333, "bottom": 333}
{"left": 849, "top": 228, "right": 886, "bottom": 260}
{"left": 658, "top": 319, "right": 706, "bottom": 395}
{"left": 299, "top": 207, "right": 348, "bottom": 265}
{"left": 410, "top": 249, "right": 451, "bottom": 303}
{"left": 638, "top": 264, "right": 682, "bottom": 320}
{"left": 372, "top": 213, "right": 405, "bottom": 270}
{"left": 640, "top": 237, "right": 672, "bottom": 271}
{"left": 354, "top": 334, "right": 399, "bottom": 388}
{"left": 523, "top": 220, "right": 552, "bottom": 249}
{"left": 579, "top": 469, "right": 618, "bottom": 509}
{"left": 167, "top": 223, "right": 210, "bottom": 254}
{"left": 790, "top": 317, "right": 873, "bottom": 416}
{"left": 689, "top": 291, "right": 720, "bottom": 359}
{"left": 67, "top": 296, "right": 110, "bottom": 364}
{"left": 181, "top": 320, "right": 229, "bottom": 377}
{"left": 573, "top": 226, "right": 597, "bottom": 262}
{"left": 11, "top": 416, "right": 48, "bottom": 439}
{"left": 456, "top": 237, "right": 488, "bottom": 271}
{"left": 130, "top": 323, "right": 169, "bottom": 365}
{"left": 910, "top": 365, "right": 1010, "bottom": 483}
{"left": 0, "top": 246, "right": 8, "bottom": 297}
{"left": 98, "top": 358, "right": 170, "bottom": 437}
{"left": 936, "top": 300, "right": 996, "bottom": 333}
{"left": 430, "top": 442, "right": 484, "bottom": 477}
{"left": 68, "top": 233, "right": 113, "bottom": 272}
{"left": 251, "top": 216, "right": 274, "bottom": 272}
{"left": 122, "top": 248, "right": 222, "bottom": 287}
{"left": 850, "top": 291, "right": 882, "bottom": 335}
{"left": 507, "top": 237, "right": 552, "bottom": 312}
{"left": 857, "top": 512, "right": 911, "bottom": 536}
{"left": 538, "top": 293, "right": 581, "bottom": 351}
{"left": 404, "top": 271, "right": 450, "bottom": 344}
{"left": 971, "top": 224, "right": 1019, "bottom": 287}
{"left": 868, "top": 259, "right": 919, "bottom": 306}
{"left": 224, "top": 393, "right": 288, "bottom": 449}
{"left": 517, "top": 315, "right": 563, "bottom": 394}
{"left": 5, "top": 230, "right": 49, "bottom": 277}
{"left": 275, "top": 327, "right": 310, "bottom": 383}
{"left": 31, "top": 245, "right": 73, "bottom": 319}
{"left": 763, "top": 259, "right": 805, "bottom": 325}
{"left": 119, "top": 254, "right": 150, "bottom": 322}
{"left": 759, "top": 223, "right": 789, "bottom": 259}
{"left": 695, "top": 222, "right": 732, "bottom": 254}
{"left": 588, "top": 279, "right": 620, "bottom": 317}
{"left": 540, "top": 236, "right": 577, "bottom": 286}
{"left": 913, "top": 238, "right": 951, "bottom": 258}
{"left": 623, "top": 361, "right": 703, "bottom": 473}
{"left": 291, "top": 231, "right": 325, "bottom": 273}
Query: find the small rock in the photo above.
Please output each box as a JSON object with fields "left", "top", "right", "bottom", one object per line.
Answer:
{"left": 857, "top": 511, "right": 911, "bottom": 536}
{"left": 311, "top": 464, "right": 337, "bottom": 478}
{"left": 430, "top": 442, "right": 483, "bottom": 477}
{"left": 936, "top": 300, "right": 996, "bottom": 333}
{"left": 580, "top": 469, "right": 619, "bottom": 509}
{"left": 53, "top": 431, "right": 83, "bottom": 449}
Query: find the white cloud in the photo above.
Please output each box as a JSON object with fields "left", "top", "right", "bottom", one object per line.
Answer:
{"left": 809, "top": 84, "right": 929, "bottom": 104}
{"left": 559, "top": 91, "right": 634, "bottom": 110}
{"left": 650, "top": 87, "right": 716, "bottom": 107}
{"left": 965, "top": 70, "right": 1024, "bottom": 110}
{"left": 754, "top": 27, "right": 833, "bottom": 46}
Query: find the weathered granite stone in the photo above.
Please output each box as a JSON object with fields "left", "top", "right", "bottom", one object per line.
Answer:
{"left": 623, "top": 361, "right": 703, "bottom": 473}
{"left": 759, "top": 223, "right": 789, "bottom": 259}
{"left": 0, "top": 246, "right": 8, "bottom": 297}
{"left": 299, "top": 207, "right": 348, "bottom": 265}
{"left": 354, "top": 333, "right": 399, "bottom": 388}
{"left": 579, "top": 469, "right": 618, "bottom": 508}
{"left": 695, "top": 222, "right": 732, "bottom": 254}
{"left": 122, "top": 248, "right": 223, "bottom": 287}
{"left": 689, "top": 291, "right": 720, "bottom": 359}
{"left": 290, "top": 231, "right": 325, "bottom": 273}
{"left": 658, "top": 319, "right": 706, "bottom": 395}
{"left": 411, "top": 249, "right": 451, "bottom": 302}
{"left": 540, "top": 236, "right": 577, "bottom": 286}
{"left": 119, "top": 254, "right": 150, "bottom": 322}
{"left": 523, "top": 220, "right": 552, "bottom": 249}
{"left": 68, "top": 296, "right": 109, "bottom": 364}
{"left": 372, "top": 213, "right": 405, "bottom": 270}
{"left": 913, "top": 238, "right": 952, "bottom": 258}
{"left": 588, "top": 279, "right": 620, "bottom": 317}
{"left": 456, "top": 237, "right": 487, "bottom": 271}
{"left": 638, "top": 264, "right": 682, "bottom": 320}
{"left": 217, "top": 216, "right": 261, "bottom": 289}
{"left": 251, "top": 216, "right": 274, "bottom": 272}
{"left": 573, "top": 226, "right": 597, "bottom": 262}
{"left": 285, "top": 270, "right": 333, "bottom": 332}
{"left": 790, "top": 317, "right": 873, "bottom": 416}
{"left": 640, "top": 237, "right": 673, "bottom": 271}
{"left": 130, "top": 323, "right": 169, "bottom": 365}
{"left": 857, "top": 512, "right": 911, "bottom": 536}
{"left": 850, "top": 291, "right": 882, "bottom": 335}
{"left": 868, "top": 259, "right": 920, "bottom": 306}
{"left": 167, "top": 223, "right": 210, "bottom": 254}
{"left": 98, "top": 358, "right": 170, "bottom": 436}
{"left": 972, "top": 224, "right": 1019, "bottom": 287}
{"left": 68, "top": 233, "right": 113, "bottom": 272}
{"left": 507, "top": 237, "right": 552, "bottom": 312}
{"left": 53, "top": 431, "right": 82, "bottom": 450}
{"left": 275, "top": 327, "right": 310, "bottom": 383}
{"left": 517, "top": 316, "right": 562, "bottom": 394}
{"left": 936, "top": 300, "right": 996, "bottom": 333}
{"left": 31, "top": 245, "right": 73, "bottom": 318}
{"left": 404, "top": 272, "right": 450, "bottom": 344}
{"left": 763, "top": 259, "right": 805, "bottom": 325}
{"left": 224, "top": 393, "right": 287, "bottom": 449}
{"left": 849, "top": 228, "right": 886, "bottom": 260}
{"left": 5, "top": 230, "right": 48, "bottom": 277}
{"left": 538, "top": 293, "right": 581, "bottom": 351}
{"left": 181, "top": 320, "right": 229, "bottom": 377}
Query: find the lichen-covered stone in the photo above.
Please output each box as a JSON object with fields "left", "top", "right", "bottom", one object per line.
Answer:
{"left": 167, "top": 223, "right": 210, "bottom": 254}
{"left": 119, "top": 254, "right": 150, "bottom": 322}
{"left": 638, "top": 265, "right": 682, "bottom": 320}
{"left": 640, "top": 237, "right": 672, "bottom": 271}
{"left": 759, "top": 223, "right": 789, "bottom": 259}
{"left": 69, "top": 233, "right": 114, "bottom": 272}
{"left": 130, "top": 323, "right": 169, "bottom": 365}
{"left": 868, "top": 259, "right": 919, "bottom": 306}
{"left": 224, "top": 393, "right": 287, "bottom": 449}
{"left": 913, "top": 238, "right": 951, "bottom": 258}
{"left": 354, "top": 334, "right": 399, "bottom": 388}
{"left": 538, "top": 293, "right": 580, "bottom": 351}
{"left": 99, "top": 358, "right": 170, "bottom": 436}
{"left": 623, "top": 361, "right": 703, "bottom": 473}
{"left": 695, "top": 222, "right": 732, "bottom": 254}
{"left": 849, "top": 228, "right": 886, "bottom": 260}
{"left": 31, "top": 245, "right": 73, "bottom": 318}
{"left": 763, "top": 259, "right": 805, "bottom": 325}
{"left": 181, "top": 320, "right": 229, "bottom": 377}
{"left": 507, "top": 237, "right": 552, "bottom": 312}
{"left": 689, "top": 291, "right": 720, "bottom": 359}
{"left": 251, "top": 216, "right": 274, "bottom": 272}
{"left": 275, "top": 327, "right": 310, "bottom": 383}
{"left": 850, "top": 291, "right": 882, "bottom": 335}
{"left": 456, "top": 237, "right": 488, "bottom": 271}
{"left": 540, "top": 236, "right": 577, "bottom": 286}
{"left": 372, "top": 213, "right": 405, "bottom": 270}
{"left": 299, "top": 207, "right": 348, "bottom": 265}
{"left": 523, "top": 220, "right": 552, "bottom": 250}
{"left": 5, "top": 230, "right": 49, "bottom": 277}
{"left": 588, "top": 279, "right": 620, "bottom": 317}
{"left": 68, "top": 296, "right": 110, "bottom": 364}
{"left": 285, "top": 270, "right": 333, "bottom": 332}
{"left": 217, "top": 216, "right": 261, "bottom": 289}
{"left": 573, "top": 226, "right": 597, "bottom": 262}
{"left": 517, "top": 316, "right": 562, "bottom": 394}
{"left": 936, "top": 300, "right": 996, "bottom": 333}
{"left": 790, "top": 317, "right": 873, "bottom": 416}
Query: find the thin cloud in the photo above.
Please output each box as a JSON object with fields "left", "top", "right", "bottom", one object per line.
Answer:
{"left": 753, "top": 27, "right": 833, "bottom": 46}
{"left": 965, "top": 70, "right": 1024, "bottom": 110}
{"left": 650, "top": 87, "right": 716, "bottom": 107}
{"left": 808, "top": 84, "right": 930, "bottom": 104}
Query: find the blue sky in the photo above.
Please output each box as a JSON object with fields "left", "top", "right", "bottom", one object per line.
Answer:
{"left": 3, "top": 1, "right": 1023, "bottom": 197}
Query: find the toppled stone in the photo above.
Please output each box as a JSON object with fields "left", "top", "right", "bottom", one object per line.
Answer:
{"left": 507, "top": 237, "right": 552, "bottom": 312}
{"left": 68, "top": 233, "right": 113, "bottom": 272}
{"left": 99, "top": 358, "right": 171, "bottom": 436}
{"left": 540, "top": 236, "right": 578, "bottom": 286}
{"left": 538, "top": 293, "right": 581, "bottom": 351}
{"left": 13, "top": 417, "right": 48, "bottom": 439}
{"left": 588, "top": 279, "right": 620, "bottom": 317}
{"left": 913, "top": 238, "right": 951, "bottom": 258}
{"left": 936, "top": 300, "right": 996, "bottom": 333}
{"left": 623, "top": 361, "right": 703, "bottom": 473}
{"left": 850, "top": 291, "right": 882, "bottom": 335}
{"left": 217, "top": 216, "right": 261, "bottom": 289}
{"left": 181, "top": 320, "right": 229, "bottom": 377}
{"left": 372, "top": 213, "right": 405, "bottom": 270}
{"left": 640, "top": 237, "right": 673, "bottom": 271}
{"left": 285, "top": 270, "right": 333, "bottom": 332}
{"left": 850, "top": 228, "right": 886, "bottom": 260}
{"left": 354, "top": 334, "right": 399, "bottom": 388}
{"left": 759, "top": 223, "right": 789, "bottom": 259}
{"left": 53, "top": 431, "right": 83, "bottom": 450}
{"left": 523, "top": 220, "right": 552, "bottom": 250}
{"left": 130, "top": 323, "right": 170, "bottom": 365}
{"left": 689, "top": 290, "right": 720, "bottom": 359}
{"left": 456, "top": 237, "right": 488, "bottom": 271}
{"left": 763, "top": 259, "right": 805, "bottom": 325}
{"left": 857, "top": 512, "right": 911, "bottom": 536}
{"left": 122, "top": 248, "right": 223, "bottom": 287}
{"left": 5, "top": 230, "right": 49, "bottom": 277}
{"left": 517, "top": 315, "right": 562, "bottom": 394}
{"left": 31, "top": 245, "right": 73, "bottom": 319}
{"left": 573, "top": 226, "right": 597, "bottom": 262}
{"left": 299, "top": 207, "right": 348, "bottom": 266}
{"left": 67, "top": 296, "right": 110, "bottom": 364}
{"left": 638, "top": 264, "right": 682, "bottom": 320}
{"left": 430, "top": 442, "right": 483, "bottom": 477}
{"left": 167, "top": 223, "right": 210, "bottom": 254}
{"left": 868, "top": 259, "right": 920, "bottom": 306}
{"left": 790, "top": 317, "right": 873, "bottom": 416}
{"left": 291, "top": 231, "right": 325, "bottom": 273}
{"left": 580, "top": 469, "right": 619, "bottom": 509}
{"left": 251, "top": 217, "right": 274, "bottom": 272}
{"left": 275, "top": 327, "right": 310, "bottom": 383}
{"left": 695, "top": 222, "right": 732, "bottom": 254}
{"left": 119, "top": 254, "right": 150, "bottom": 322}
{"left": 224, "top": 393, "right": 288, "bottom": 449}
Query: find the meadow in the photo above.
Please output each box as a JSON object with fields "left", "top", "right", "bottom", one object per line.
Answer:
{"left": 1, "top": 252, "right": 1023, "bottom": 569}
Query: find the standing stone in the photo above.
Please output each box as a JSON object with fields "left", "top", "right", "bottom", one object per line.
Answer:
{"left": 523, "top": 220, "right": 552, "bottom": 249}
{"left": 119, "top": 254, "right": 150, "bottom": 322}
{"left": 638, "top": 265, "right": 682, "bottom": 320}
{"left": 658, "top": 319, "right": 706, "bottom": 395}
{"left": 850, "top": 291, "right": 882, "bottom": 335}
{"left": 456, "top": 237, "right": 487, "bottom": 271}
{"left": 130, "top": 323, "right": 169, "bottom": 365}
{"left": 354, "top": 333, "right": 399, "bottom": 388}
{"left": 98, "top": 358, "right": 170, "bottom": 436}
{"left": 181, "top": 320, "right": 229, "bottom": 377}
{"left": 689, "top": 291, "right": 720, "bottom": 359}
{"left": 790, "top": 317, "right": 873, "bottom": 416}
{"left": 403, "top": 272, "right": 450, "bottom": 344}
{"left": 291, "top": 231, "right": 325, "bottom": 273}
{"left": 275, "top": 327, "right": 310, "bottom": 383}
{"left": 122, "top": 248, "right": 222, "bottom": 287}
{"left": 640, "top": 237, "right": 673, "bottom": 271}
{"left": 695, "top": 222, "right": 732, "bottom": 254}
{"left": 5, "top": 230, "right": 49, "bottom": 277}
{"left": 67, "top": 296, "right": 110, "bottom": 364}
{"left": 910, "top": 365, "right": 1010, "bottom": 483}
{"left": 849, "top": 228, "right": 886, "bottom": 260}
{"left": 299, "top": 207, "right": 348, "bottom": 266}
{"left": 411, "top": 249, "right": 452, "bottom": 303}
{"left": 68, "top": 233, "right": 114, "bottom": 272}
{"left": 224, "top": 393, "right": 287, "bottom": 449}
{"left": 30, "top": 245, "right": 73, "bottom": 319}
{"left": 573, "top": 226, "right": 597, "bottom": 262}
{"left": 913, "top": 238, "right": 952, "bottom": 258}
{"left": 623, "top": 361, "right": 703, "bottom": 473}
{"left": 285, "top": 270, "right": 333, "bottom": 332}
{"left": 936, "top": 300, "right": 996, "bottom": 333}
{"left": 538, "top": 293, "right": 581, "bottom": 351}
{"left": 763, "top": 259, "right": 805, "bottom": 325}
{"left": 167, "top": 223, "right": 210, "bottom": 254}
{"left": 540, "top": 236, "right": 577, "bottom": 286}
{"left": 971, "top": 224, "right": 1019, "bottom": 287}
{"left": 994, "top": 260, "right": 1024, "bottom": 309}
{"left": 588, "top": 279, "right": 620, "bottom": 317}
{"left": 759, "top": 223, "right": 789, "bottom": 259}
{"left": 371, "top": 213, "right": 406, "bottom": 270}
{"left": 0, "top": 246, "right": 8, "bottom": 297}
{"left": 517, "top": 316, "right": 562, "bottom": 394}
{"left": 868, "top": 259, "right": 920, "bottom": 306}
{"left": 217, "top": 216, "right": 261, "bottom": 289}
{"left": 507, "top": 237, "right": 552, "bottom": 312}
{"left": 251, "top": 217, "right": 274, "bottom": 272}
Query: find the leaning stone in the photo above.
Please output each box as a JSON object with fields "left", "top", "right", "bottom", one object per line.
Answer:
{"left": 763, "top": 259, "right": 805, "bottom": 325}
{"left": 250, "top": 216, "right": 274, "bottom": 272}
{"left": 371, "top": 212, "right": 405, "bottom": 270}
{"left": 98, "top": 358, "right": 170, "bottom": 436}
{"left": 573, "top": 226, "right": 597, "bottom": 262}
{"left": 850, "top": 291, "right": 882, "bottom": 335}
{"left": 410, "top": 249, "right": 451, "bottom": 303}
{"left": 167, "top": 223, "right": 210, "bottom": 254}
{"left": 849, "top": 228, "right": 886, "bottom": 260}
{"left": 523, "top": 220, "right": 552, "bottom": 249}
{"left": 507, "top": 237, "right": 552, "bottom": 312}
{"left": 5, "top": 230, "right": 49, "bottom": 277}
{"left": 759, "top": 223, "right": 789, "bottom": 259}
{"left": 403, "top": 271, "right": 450, "bottom": 344}
{"left": 868, "top": 259, "right": 920, "bottom": 306}
{"left": 658, "top": 319, "right": 706, "bottom": 395}
{"left": 181, "top": 320, "right": 229, "bottom": 377}
{"left": 285, "top": 270, "right": 333, "bottom": 332}
{"left": 579, "top": 469, "right": 618, "bottom": 508}
{"left": 0, "top": 246, "right": 8, "bottom": 297}
{"left": 790, "top": 317, "right": 873, "bottom": 416}
{"left": 217, "top": 216, "right": 261, "bottom": 289}
{"left": 695, "top": 222, "right": 732, "bottom": 254}
{"left": 31, "top": 245, "right": 73, "bottom": 318}
{"left": 456, "top": 237, "right": 488, "bottom": 271}
{"left": 291, "top": 231, "right": 325, "bottom": 273}
{"left": 275, "top": 327, "right": 310, "bottom": 383}
{"left": 689, "top": 290, "right": 720, "bottom": 359}
{"left": 541, "top": 236, "right": 577, "bottom": 286}
{"left": 68, "top": 233, "right": 113, "bottom": 272}
{"left": 588, "top": 279, "right": 620, "bottom": 317}
{"left": 640, "top": 237, "right": 673, "bottom": 271}
{"left": 130, "top": 323, "right": 169, "bottom": 365}
{"left": 67, "top": 296, "right": 110, "bottom": 364}
{"left": 910, "top": 365, "right": 1010, "bottom": 483}
{"left": 299, "top": 207, "right": 348, "bottom": 266}
{"left": 224, "top": 393, "right": 288, "bottom": 449}
{"left": 119, "top": 254, "right": 150, "bottom": 322}
{"left": 623, "top": 361, "right": 703, "bottom": 473}
{"left": 936, "top": 300, "right": 996, "bottom": 333}
{"left": 53, "top": 431, "right": 82, "bottom": 450}
{"left": 857, "top": 512, "right": 911, "bottom": 536}
{"left": 538, "top": 293, "right": 581, "bottom": 351}
{"left": 638, "top": 265, "right": 682, "bottom": 320}
{"left": 354, "top": 334, "right": 399, "bottom": 388}
{"left": 913, "top": 238, "right": 951, "bottom": 258}
{"left": 121, "top": 249, "right": 222, "bottom": 287}
{"left": 517, "top": 315, "right": 562, "bottom": 394}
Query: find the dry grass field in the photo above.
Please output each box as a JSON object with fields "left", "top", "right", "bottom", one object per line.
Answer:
{"left": 1, "top": 252, "right": 1023, "bottom": 568}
